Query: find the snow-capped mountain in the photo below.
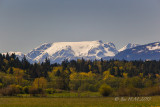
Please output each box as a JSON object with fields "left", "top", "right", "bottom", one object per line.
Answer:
{"left": 114, "top": 42, "right": 160, "bottom": 61}
{"left": 26, "top": 40, "right": 118, "bottom": 63}
{"left": 118, "top": 43, "right": 139, "bottom": 52}
{"left": 2, "top": 41, "right": 160, "bottom": 63}
{"left": 2, "top": 51, "right": 25, "bottom": 60}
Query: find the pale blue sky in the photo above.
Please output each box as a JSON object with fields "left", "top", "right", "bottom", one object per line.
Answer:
{"left": 0, "top": 0, "right": 160, "bottom": 53}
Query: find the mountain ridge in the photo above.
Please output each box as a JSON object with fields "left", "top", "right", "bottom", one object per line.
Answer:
{"left": 118, "top": 43, "right": 139, "bottom": 52}
{"left": 114, "top": 41, "right": 160, "bottom": 61}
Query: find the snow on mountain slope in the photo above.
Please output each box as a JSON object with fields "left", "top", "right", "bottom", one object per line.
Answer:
{"left": 2, "top": 51, "right": 25, "bottom": 60}
{"left": 114, "top": 42, "right": 160, "bottom": 61}
{"left": 118, "top": 43, "right": 139, "bottom": 52}
{"left": 146, "top": 42, "right": 160, "bottom": 50}
{"left": 27, "top": 43, "right": 52, "bottom": 60}
{"left": 26, "top": 40, "right": 118, "bottom": 63}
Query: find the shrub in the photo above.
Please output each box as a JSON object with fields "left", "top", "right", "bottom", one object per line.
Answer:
{"left": 129, "top": 87, "right": 141, "bottom": 96}
{"left": 143, "top": 86, "right": 160, "bottom": 96}
{"left": 45, "top": 88, "right": 56, "bottom": 94}
{"left": 117, "top": 88, "right": 130, "bottom": 96}
{"left": 0, "top": 85, "right": 20, "bottom": 96}
{"left": 16, "top": 85, "right": 23, "bottom": 94}
{"left": 99, "top": 84, "right": 113, "bottom": 96}
{"left": 118, "top": 87, "right": 141, "bottom": 96}
{"left": 29, "top": 87, "right": 45, "bottom": 96}
{"left": 0, "top": 83, "right": 3, "bottom": 89}
{"left": 88, "top": 84, "right": 97, "bottom": 92}
{"left": 23, "top": 86, "right": 30, "bottom": 94}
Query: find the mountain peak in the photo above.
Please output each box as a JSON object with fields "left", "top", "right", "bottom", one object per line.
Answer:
{"left": 96, "top": 40, "right": 103, "bottom": 43}
{"left": 118, "top": 43, "right": 139, "bottom": 52}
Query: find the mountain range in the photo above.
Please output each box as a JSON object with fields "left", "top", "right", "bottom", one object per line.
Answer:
{"left": 2, "top": 40, "right": 160, "bottom": 63}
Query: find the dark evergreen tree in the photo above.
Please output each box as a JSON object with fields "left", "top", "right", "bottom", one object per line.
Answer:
{"left": 9, "top": 67, "right": 13, "bottom": 74}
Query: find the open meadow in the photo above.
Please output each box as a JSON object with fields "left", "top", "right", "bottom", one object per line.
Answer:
{"left": 0, "top": 96, "right": 160, "bottom": 107}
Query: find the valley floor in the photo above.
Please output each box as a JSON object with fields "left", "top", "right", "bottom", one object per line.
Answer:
{"left": 0, "top": 96, "right": 160, "bottom": 107}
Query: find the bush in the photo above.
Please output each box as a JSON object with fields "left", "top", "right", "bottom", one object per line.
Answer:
{"left": 78, "top": 83, "right": 97, "bottom": 92}
{"left": 0, "top": 85, "right": 20, "bottom": 96}
{"left": 143, "top": 86, "right": 160, "bottom": 96}
{"left": 0, "top": 83, "right": 3, "bottom": 89}
{"left": 129, "top": 87, "right": 141, "bottom": 96}
{"left": 23, "top": 86, "right": 30, "bottom": 94}
{"left": 99, "top": 84, "right": 113, "bottom": 96}
{"left": 16, "top": 85, "right": 23, "bottom": 94}
{"left": 118, "top": 87, "right": 141, "bottom": 96}
{"left": 45, "top": 88, "right": 56, "bottom": 94}
{"left": 29, "top": 87, "right": 45, "bottom": 96}
{"left": 117, "top": 88, "right": 130, "bottom": 96}
{"left": 88, "top": 84, "right": 97, "bottom": 92}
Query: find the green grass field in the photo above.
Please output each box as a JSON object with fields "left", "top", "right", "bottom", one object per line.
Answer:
{"left": 0, "top": 96, "right": 160, "bottom": 107}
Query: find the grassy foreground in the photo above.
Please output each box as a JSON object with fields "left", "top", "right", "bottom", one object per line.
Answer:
{"left": 0, "top": 96, "right": 160, "bottom": 107}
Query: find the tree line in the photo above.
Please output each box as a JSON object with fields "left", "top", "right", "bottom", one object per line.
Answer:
{"left": 0, "top": 53, "right": 160, "bottom": 96}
